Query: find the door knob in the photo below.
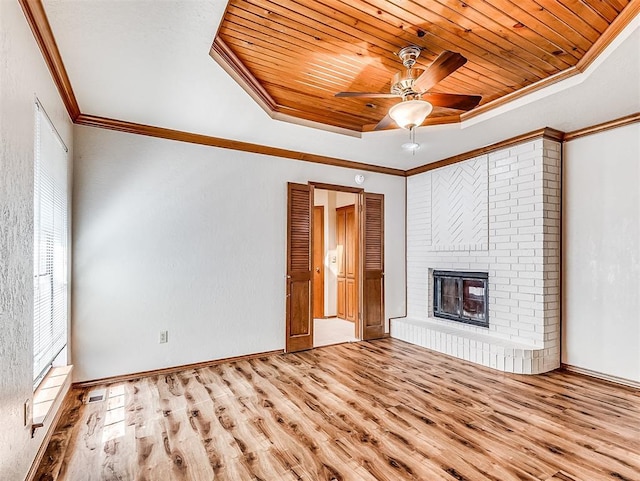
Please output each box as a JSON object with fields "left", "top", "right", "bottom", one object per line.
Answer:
{"left": 315, "top": 267, "right": 321, "bottom": 273}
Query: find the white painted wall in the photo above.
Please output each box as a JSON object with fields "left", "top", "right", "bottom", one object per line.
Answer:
{"left": 0, "top": 2, "right": 73, "bottom": 479}
{"left": 563, "top": 124, "right": 640, "bottom": 382}
{"left": 336, "top": 191, "right": 357, "bottom": 208}
{"left": 313, "top": 189, "right": 328, "bottom": 206}
{"left": 72, "top": 126, "right": 405, "bottom": 382}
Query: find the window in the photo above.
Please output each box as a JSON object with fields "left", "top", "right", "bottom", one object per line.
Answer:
{"left": 33, "top": 100, "right": 69, "bottom": 385}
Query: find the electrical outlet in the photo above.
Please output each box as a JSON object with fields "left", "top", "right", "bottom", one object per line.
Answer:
{"left": 159, "top": 330, "right": 168, "bottom": 344}
{"left": 24, "top": 399, "right": 32, "bottom": 427}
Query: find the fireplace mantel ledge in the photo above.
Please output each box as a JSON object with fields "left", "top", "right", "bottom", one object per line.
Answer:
{"left": 391, "top": 317, "right": 559, "bottom": 374}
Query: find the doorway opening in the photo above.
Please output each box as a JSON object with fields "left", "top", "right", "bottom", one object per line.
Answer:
{"left": 285, "top": 182, "right": 385, "bottom": 353}
{"left": 313, "top": 189, "right": 359, "bottom": 347}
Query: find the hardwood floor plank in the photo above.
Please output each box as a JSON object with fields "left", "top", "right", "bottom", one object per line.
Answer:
{"left": 59, "top": 390, "right": 110, "bottom": 481}
{"left": 34, "top": 390, "right": 85, "bottom": 481}
{"left": 35, "top": 339, "right": 640, "bottom": 481}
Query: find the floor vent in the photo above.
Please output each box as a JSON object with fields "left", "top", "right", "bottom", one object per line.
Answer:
{"left": 85, "top": 388, "right": 106, "bottom": 404}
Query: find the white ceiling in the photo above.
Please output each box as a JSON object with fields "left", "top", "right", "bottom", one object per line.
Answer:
{"left": 43, "top": 1, "right": 640, "bottom": 170}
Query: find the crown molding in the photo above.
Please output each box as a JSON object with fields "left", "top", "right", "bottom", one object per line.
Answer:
{"left": 20, "top": 0, "right": 639, "bottom": 178}
{"left": 576, "top": 0, "right": 640, "bottom": 72}
{"left": 18, "top": 0, "right": 80, "bottom": 121}
{"left": 75, "top": 114, "right": 406, "bottom": 176}
{"left": 210, "top": 38, "right": 363, "bottom": 137}
{"left": 406, "top": 111, "right": 640, "bottom": 176}
{"left": 212, "top": 33, "right": 466, "bottom": 135}
{"left": 460, "top": 68, "right": 578, "bottom": 122}
{"left": 563, "top": 112, "right": 640, "bottom": 142}
{"left": 405, "top": 127, "right": 564, "bottom": 176}
{"left": 462, "top": 0, "right": 640, "bottom": 123}
{"left": 210, "top": 38, "right": 278, "bottom": 114}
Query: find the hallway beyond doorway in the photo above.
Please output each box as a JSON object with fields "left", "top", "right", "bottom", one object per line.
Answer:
{"left": 313, "top": 318, "right": 358, "bottom": 347}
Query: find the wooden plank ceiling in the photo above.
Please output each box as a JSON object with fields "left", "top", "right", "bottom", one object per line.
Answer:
{"left": 212, "top": 0, "right": 632, "bottom": 132}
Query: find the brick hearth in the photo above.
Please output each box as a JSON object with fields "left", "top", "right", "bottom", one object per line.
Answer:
{"left": 394, "top": 137, "right": 561, "bottom": 374}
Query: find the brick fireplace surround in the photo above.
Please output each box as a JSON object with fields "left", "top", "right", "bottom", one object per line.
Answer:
{"left": 393, "top": 136, "right": 561, "bottom": 374}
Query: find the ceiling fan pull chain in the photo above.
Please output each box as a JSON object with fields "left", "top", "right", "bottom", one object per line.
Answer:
{"left": 411, "top": 128, "right": 417, "bottom": 156}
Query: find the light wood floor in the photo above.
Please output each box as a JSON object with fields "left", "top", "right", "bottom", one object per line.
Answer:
{"left": 35, "top": 339, "right": 640, "bottom": 481}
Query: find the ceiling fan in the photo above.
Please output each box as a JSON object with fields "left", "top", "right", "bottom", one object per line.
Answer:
{"left": 335, "top": 46, "right": 482, "bottom": 131}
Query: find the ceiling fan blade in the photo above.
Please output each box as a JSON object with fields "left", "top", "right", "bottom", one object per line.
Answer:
{"left": 413, "top": 51, "right": 468, "bottom": 93}
{"left": 335, "top": 92, "right": 400, "bottom": 98}
{"left": 373, "top": 114, "right": 397, "bottom": 131}
{"left": 421, "top": 93, "right": 482, "bottom": 111}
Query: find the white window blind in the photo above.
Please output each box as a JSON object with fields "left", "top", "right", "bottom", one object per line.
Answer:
{"left": 33, "top": 100, "right": 69, "bottom": 384}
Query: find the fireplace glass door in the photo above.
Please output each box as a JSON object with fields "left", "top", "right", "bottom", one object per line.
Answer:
{"left": 439, "top": 277, "right": 460, "bottom": 317}
{"left": 433, "top": 271, "right": 488, "bottom": 327}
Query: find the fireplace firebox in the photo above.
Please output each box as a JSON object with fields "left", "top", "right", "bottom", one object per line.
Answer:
{"left": 433, "top": 270, "right": 489, "bottom": 328}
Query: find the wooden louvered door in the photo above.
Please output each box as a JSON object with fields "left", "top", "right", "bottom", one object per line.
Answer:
{"left": 286, "top": 183, "right": 313, "bottom": 352}
{"left": 362, "top": 193, "right": 385, "bottom": 340}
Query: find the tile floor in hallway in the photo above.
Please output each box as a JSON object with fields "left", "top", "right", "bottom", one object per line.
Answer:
{"left": 313, "top": 317, "right": 358, "bottom": 347}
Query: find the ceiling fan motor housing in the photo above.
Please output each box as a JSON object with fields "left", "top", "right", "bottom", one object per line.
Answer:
{"left": 391, "top": 68, "right": 424, "bottom": 99}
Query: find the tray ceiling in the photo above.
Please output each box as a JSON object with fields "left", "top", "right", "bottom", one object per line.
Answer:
{"left": 212, "top": 0, "right": 631, "bottom": 132}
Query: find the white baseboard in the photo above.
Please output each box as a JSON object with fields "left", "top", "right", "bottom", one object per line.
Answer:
{"left": 561, "top": 363, "right": 640, "bottom": 389}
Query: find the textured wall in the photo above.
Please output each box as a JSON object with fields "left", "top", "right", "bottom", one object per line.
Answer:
{"left": 0, "top": 2, "right": 73, "bottom": 480}
{"left": 563, "top": 123, "right": 640, "bottom": 382}
{"left": 71, "top": 125, "right": 406, "bottom": 383}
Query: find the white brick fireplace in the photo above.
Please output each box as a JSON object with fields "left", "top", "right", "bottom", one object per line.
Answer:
{"left": 393, "top": 135, "right": 561, "bottom": 374}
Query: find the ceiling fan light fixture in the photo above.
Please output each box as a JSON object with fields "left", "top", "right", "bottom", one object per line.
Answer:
{"left": 389, "top": 100, "right": 433, "bottom": 130}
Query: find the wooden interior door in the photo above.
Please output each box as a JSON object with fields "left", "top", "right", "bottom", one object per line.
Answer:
{"left": 336, "top": 207, "right": 346, "bottom": 319}
{"left": 362, "top": 193, "right": 385, "bottom": 340}
{"left": 336, "top": 205, "right": 357, "bottom": 322}
{"left": 345, "top": 205, "right": 358, "bottom": 322}
{"left": 286, "top": 183, "right": 313, "bottom": 352}
{"left": 312, "top": 206, "right": 324, "bottom": 319}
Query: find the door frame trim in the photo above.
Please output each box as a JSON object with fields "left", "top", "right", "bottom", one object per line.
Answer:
{"left": 309, "top": 182, "right": 363, "bottom": 194}
{"left": 312, "top": 205, "right": 325, "bottom": 319}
